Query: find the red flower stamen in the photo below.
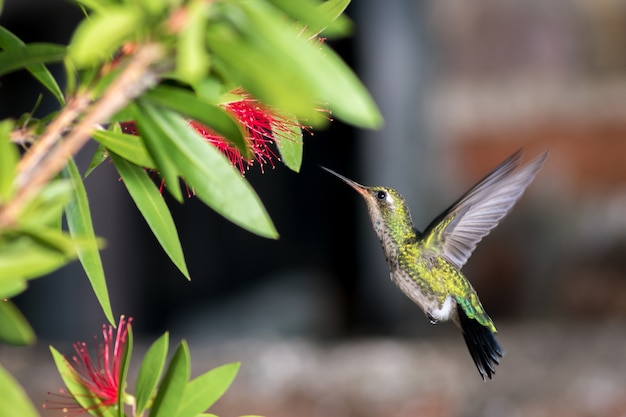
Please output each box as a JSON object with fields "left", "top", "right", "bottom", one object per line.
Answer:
{"left": 45, "top": 316, "right": 132, "bottom": 415}
{"left": 119, "top": 91, "right": 305, "bottom": 177}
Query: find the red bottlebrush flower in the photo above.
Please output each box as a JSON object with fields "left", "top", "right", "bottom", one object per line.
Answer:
{"left": 120, "top": 91, "right": 305, "bottom": 175}
{"left": 46, "top": 316, "right": 132, "bottom": 415}
{"left": 191, "top": 93, "right": 302, "bottom": 174}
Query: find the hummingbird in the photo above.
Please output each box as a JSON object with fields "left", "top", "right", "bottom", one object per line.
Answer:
{"left": 322, "top": 150, "right": 547, "bottom": 380}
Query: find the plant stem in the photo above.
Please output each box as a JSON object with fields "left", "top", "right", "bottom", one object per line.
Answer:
{"left": 0, "top": 42, "right": 165, "bottom": 227}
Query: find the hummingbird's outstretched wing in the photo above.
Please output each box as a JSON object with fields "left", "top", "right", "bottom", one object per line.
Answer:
{"left": 422, "top": 151, "right": 548, "bottom": 268}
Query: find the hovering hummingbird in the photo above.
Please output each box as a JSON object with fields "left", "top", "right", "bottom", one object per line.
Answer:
{"left": 322, "top": 150, "right": 547, "bottom": 380}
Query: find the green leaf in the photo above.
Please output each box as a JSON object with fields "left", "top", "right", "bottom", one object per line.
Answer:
{"left": 207, "top": 24, "right": 322, "bottom": 124}
{"left": 118, "top": 319, "right": 133, "bottom": 417}
{"left": 85, "top": 143, "right": 110, "bottom": 178}
{"left": 0, "top": 43, "right": 65, "bottom": 78}
{"left": 176, "top": 0, "right": 210, "bottom": 83}
{"left": 318, "top": 0, "right": 352, "bottom": 24}
{"left": 274, "top": 115, "right": 303, "bottom": 172}
{"left": 0, "top": 278, "right": 27, "bottom": 299}
{"left": 19, "top": 224, "right": 88, "bottom": 256}
{"left": 135, "top": 332, "right": 169, "bottom": 416}
{"left": 0, "top": 300, "right": 35, "bottom": 345}
{"left": 18, "top": 179, "right": 73, "bottom": 227}
{"left": 110, "top": 154, "right": 190, "bottom": 279}
{"left": 68, "top": 6, "right": 142, "bottom": 68}
{"left": 0, "top": 364, "right": 40, "bottom": 417}
{"left": 0, "top": 235, "right": 72, "bottom": 281}
{"left": 50, "top": 346, "right": 117, "bottom": 417}
{"left": 0, "top": 119, "right": 17, "bottom": 201}
{"left": 92, "top": 130, "right": 156, "bottom": 169}
{"left": 133, "top": 102, "right": 184, "bottom": 202}
{"left": 314, "top": 0, "right": 352, "bottom": 37}
{"left": 149, "top": 341, "right": 190, "bottom": 417}
{"left": 266, "top": 0, "right": 351, "bottom": 37}
{"left": 176, "top": 362, "right": 240, "bottom": 417}
{"left": 144, "top": 86, "right": 248, "bottom": 157}
{"left": 136, "top": 102, "right": 278, "bottom": 239}
{"left": 236, "top": 2, "right": 382, "bottom": 129}
{"left": 0, "top": 26, "right": 65, "bottom": 104}
{"left": 309, "top": 42, "right": 383, "bottom": 128}
{"left": 62, "top": 160, "right": 115, "bottom": 325}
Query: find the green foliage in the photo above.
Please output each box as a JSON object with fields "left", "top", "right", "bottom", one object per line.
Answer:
{"left": 62, "top": 160, "right": 115, "bottom": 325}
{"left": 0, "top": 364, "right": 39, "bottom": 417}
{"left": 111, "top": 153, "right": 190, "bottom": 279}
{"left": 0, "top": 120, "right": 17, "bottom": 202}
{"left": 0, "top": 0, "right": 382, "bottom": 414}
{"left": 50, "top": 326, "right": 242, "bottom": 417}
{"left": 0, "top": 27, "right": 65, "bottom": 104}
{"left": 69, "top": 6, "right": 144, "bottom": 68}
{"left": 144, "top": 86, "right": 249, "bottom": 157}
{"left": 118, "top": 323, "right": 133, "bottom": 417}
{"left": 149, "top": 341, "right": 190, "bottom": 417}
{"left": 0, "top": 300, "right": 35, "bottom": 346}
{"left": 134, "top": 100, "right": 279, "bottom": 238}
{"left": 135, "top": 332, "right": 169, "bottom": 415}
{"left": 176, "top": 362, "right": 240, "bottom": 417}
{"left": 92, "top": 130, "right": 157, "bottom": 169}
{"left": 275, "top": 115, "right": 304, "bottom": 172}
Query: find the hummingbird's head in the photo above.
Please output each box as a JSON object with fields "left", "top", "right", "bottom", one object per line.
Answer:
{"left": 321, "top": 167, "right": 413, "bottom": 242}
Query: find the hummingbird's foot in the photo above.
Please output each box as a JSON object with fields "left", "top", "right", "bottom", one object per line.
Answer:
{"left": 427, "top": 313, "right": 439, "bottom": 325}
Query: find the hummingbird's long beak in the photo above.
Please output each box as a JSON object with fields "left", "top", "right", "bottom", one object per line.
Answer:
{"left": 320, "top": 166, "right": 369, "bottom": 197}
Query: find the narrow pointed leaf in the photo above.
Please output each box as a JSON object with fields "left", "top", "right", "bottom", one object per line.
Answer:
{"left": 0, "top": 365, "right": 39, "bottom": 417}
{"left": 149, "top": 341, "right": 190, "bottom": 417}
{"left": 50, "top": 346, "right": 117, "bottom": 417}
{"left": 62, "top": 160, "right": 115, "bottom": 325}
{"left": 85, "top": 143, "right": 110, "bottom": 178}
{"left": 136, "top": 102, "right": 278, "bottom": 239}
{"left": 0, "top": 26, "right": 64, "bottom": 104}
{"left": 206, "top": 25, "right": 322, "bottom": 124}
{"left": 310, "top": 42, "right": 383, "bottom": 128}
{"left": 266, "top": 0, "right": 351, "bottom": 37}
{"left": 117, "top": 322, "right": 133, "bottom": 417}
{"left": 111, "top": 154, "right": 190, "bottom": 279}
{"left": 176, "top": 0, "right": 210, "bottom": 83}
{"left": 274, "top": 116, "right": 303, "bottom": 172}
{"left": 0, "top": 236, "right": 72, "bottom": 281}
{"left": 0, "top": 300, "right": 35, "bottom": 345}
{"left": 135, "top": 332, "right": 169, "bottom": 416}
{"left": 133, "top": 102, "right": 184, "bottom": 202}
{"left": 314, "top": 0, "right": 352, "bottom": 36}
{"left": 239, "top": 2, "right": 382, "bottom": 129}
{"left": 319, "top": 0, "right": 352, "bottom": 24}
{"left": 18, "top": 179, "right": 73, "bottom": 227}
{"left": 0, "top": 278, "right": 27, "bottom": 299}
{"left": 0, "top": 43, "right": 65, "bottom": 77}
{"left": 176, "top": 362, "right": 240, "bottom": 417}
{"left": 92, "top": 130, "right": 156, "bottom": 169}
{"left": 0, "top": 119, "right": 18, "bottom": 201}
{"left": 144, "top": 86, "right": 248, "bottom": 157}
{"left": 68, "top": 6, "right": 142, "bottom": 68}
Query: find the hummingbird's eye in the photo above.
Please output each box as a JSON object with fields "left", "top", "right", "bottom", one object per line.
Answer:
{"left": 376, "top": 190, "right": 387, "bottom": 200}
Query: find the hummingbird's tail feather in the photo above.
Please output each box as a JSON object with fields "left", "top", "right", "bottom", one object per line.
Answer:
{"left": 458, "top": 304, "right": 503, "bottom": 380}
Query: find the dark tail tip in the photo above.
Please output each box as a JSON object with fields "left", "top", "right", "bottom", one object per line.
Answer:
{"left": 458, "top": 305, "right": 504, "bottom": 380}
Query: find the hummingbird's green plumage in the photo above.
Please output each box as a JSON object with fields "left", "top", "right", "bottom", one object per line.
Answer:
{"left": 322, "top": 150, "right": 547, "bottom": 380}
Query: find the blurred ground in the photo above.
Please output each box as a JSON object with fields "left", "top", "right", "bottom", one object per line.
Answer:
{"left": 4, "top": 322, "right": 626, "bottom": 417}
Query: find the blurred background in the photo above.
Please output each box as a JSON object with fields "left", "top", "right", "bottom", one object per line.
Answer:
{"left": 2, "top": 0, "right": 626, "bottom": 416}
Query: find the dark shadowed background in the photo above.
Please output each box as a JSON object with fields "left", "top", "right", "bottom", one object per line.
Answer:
{"left": 2, "top": 1, "right": 626, "bottom": 416}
